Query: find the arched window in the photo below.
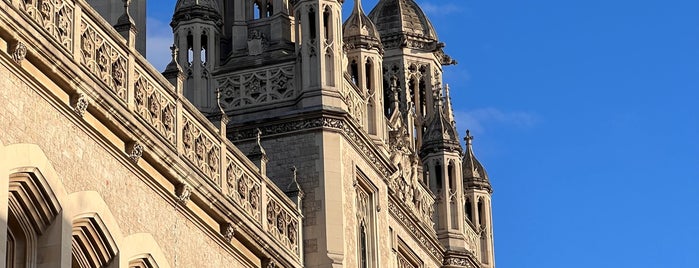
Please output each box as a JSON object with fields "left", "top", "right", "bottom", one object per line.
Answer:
{"left": 350, "top": 60, "right": 359, "bottom": 85}
{"left": 265, "top": 1, "right": 273, "bottom": 17}
{"left": 359, "top": 222, "right": 368, "bottom": 268}
{"left": 419, "top": 79, "right": 426, "bottom": 117}
{"left": 435, "top": 161, "right": 442, "bottom": 190}
{"left": 465, "top": 198, "right": 473, "bottom": 224}
{"left": 186, "top": 32, "right": 194, "bottom": 66}
{"left": 323, "top": 7, "right": 331, "bottom": 42}
{"left": 253, "top": 2, "right": 262, "bottom": 19}
{"left": 201, "top": 33, "right": 208, "bottom": 65}
{"left": 478, "top": 198, "right": 485, "bottom": 226}
{"left": 365, "top": 59, "right": 373, "bottom": 93}
{"left": 448, "top": 162, "right": 455, "bottom": 190}
{"left": 308, "top": 8, "right": 316, "bottom": 40}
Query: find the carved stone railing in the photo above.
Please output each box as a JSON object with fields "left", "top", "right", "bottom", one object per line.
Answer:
{"left": 215, "top": 64, "right": 296, "bottom": 110}
{"left": 463, "top": 220, "right": 481, "bottom": 260}
{"left": 342, "top": 76, "right": 366, "bottom": 125}
{"left": 388, "top": 174, "right": 435, "bottom": 229}
{"left": 2, "top": 0, "right": 302, "bottom": 263}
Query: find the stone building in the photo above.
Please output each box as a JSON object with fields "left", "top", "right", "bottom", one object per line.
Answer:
{"left": 0, "top": 0, "right": 495, "bottom": 267}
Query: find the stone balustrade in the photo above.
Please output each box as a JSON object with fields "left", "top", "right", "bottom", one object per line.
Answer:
{"left": 2, "top": 0, "right": 302, "bottom": 263}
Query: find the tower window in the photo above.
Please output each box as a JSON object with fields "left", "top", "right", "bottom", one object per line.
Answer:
{"left": 308, "top": 8, "right": 316, "bottom": 40}
{"left": 201, "top": 33, "right": 208, "bottom": 65}
{"left": 254, "top": 2, "right": 262, "bottom": 19}
{"left": 478, "top": 198, "right": 485, "bottom": 226}
{"left": 266, "top": 1, "right": 273, "bottom": 17}
{"left": 365, "top": 59, "right": 373, "bottom": 93}
{"left": 350, "top": 60, "right": 359, "bottom": 85}
{"left": 323, "top": 8, "right": 331, "bottom": 41}
{"left": 187, "top": 32, "right": 194, "bottom": 66}
{"left": 435, "top": 162, "right": 442, "bottom": 190}
{"left": 359, "top": 223, "right": 368, "bottom": 268}
{"left": 465, "top": 198, "right": 473, "bottom": 224}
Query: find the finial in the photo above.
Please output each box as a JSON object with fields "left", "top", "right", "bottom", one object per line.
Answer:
{"left": 256, "top": 128, "right": 263, "bottom": 144}
{"left": 291, "top": 166, "right": 298, "bottom": 182}
{"left": 465, "top": 129, "right": 473, "bottom": 146}
{"left": 170, "top": 44, "right": 178, "bottom": 58}
{"left": 215, "top": 88, "right": 226, "bottom": 115}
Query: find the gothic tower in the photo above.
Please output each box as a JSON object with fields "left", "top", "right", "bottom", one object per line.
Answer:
{"left": 420, "top": 86, "right": 466, "bottom": 250}
{"left": 171, "top": 0, "right": 222, "bottom": 111}
{"left": 463, "top": 130, "right": 496, "bottom": 268}
{"left": 369, "top": 0, "right": 457, "bottom": 151}
{"left": 342, "top": 0, "right": 387, "bottom": 147}
{"left": 294, "top": 0, "right": 343, "bottom": 96}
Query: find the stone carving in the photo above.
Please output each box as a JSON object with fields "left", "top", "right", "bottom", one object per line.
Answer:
{"left": 229, "top": 117, "right": 392, "bottom": 178}
{"left": 443, "top": 256, "right": 475, "bottom": 268}
{"left": 182, "top": 114, "right": 220, "bottom": 182}
{"left": 176, "top": 183, "right": 192, "bottom": 205}
{"left": 266, "top": 195, "right": 300, "bottom": 254}
{"left": 222, "top": 222, "right": 237, "bottom": 241}
{"left": 388, "top": 200, "right": 443, "bottom": 262}
{"left": 247, "top": 30, "right": 268, "bottom": 56}
{"left": 134, "top": 69, "right": 176, "bottom": 145}
{"left": 72, "top": 93, "right": 89, "bottom": 116}
{"left": 225, "top": 159, "right": 261, "bottom": 221}
{"left": 397, "top": 253, "right": 418, "bottom": 268}
{"left": 11, "top": 41, "right": 27, "bottom": 63}
{"left": 216, "top": 65, "right": 295, "bottom": 110}
{"left": 80, "top": 20, "right": 128, "bottom": 102}
{"left": 342, "top": 79, "right": 366, "bottom": 124}
{"left": 127, "top": 141, "right": 143, "bottom": 162}
{"left": 15, "top": 0, "right": 74, "bottom": 52}
{"left": 463, "top": 223, "right": 480, "bottom": 259}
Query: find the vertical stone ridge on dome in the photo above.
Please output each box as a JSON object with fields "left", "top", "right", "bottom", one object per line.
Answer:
{"left": 463, "top": 130, "right": 492, "bottom": 193}
{"left": 367, "top": 0, "right": 438, "bottom": 42}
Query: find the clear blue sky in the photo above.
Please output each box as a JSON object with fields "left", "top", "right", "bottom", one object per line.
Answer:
{"left": 145, "top": 0, "right": 699, "bottom": 267}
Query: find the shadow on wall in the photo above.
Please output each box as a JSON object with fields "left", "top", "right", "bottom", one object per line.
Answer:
{"left": 0, "top": 143, "right": 171, "bottom": 268}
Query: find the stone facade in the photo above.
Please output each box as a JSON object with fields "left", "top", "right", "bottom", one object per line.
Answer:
{"left": 0, "top": 0, "right": 497, "bottom": 267}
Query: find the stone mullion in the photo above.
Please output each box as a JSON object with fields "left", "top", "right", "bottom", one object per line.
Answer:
{"left": 71, "top": 4, "right": 82, "bottom": 61}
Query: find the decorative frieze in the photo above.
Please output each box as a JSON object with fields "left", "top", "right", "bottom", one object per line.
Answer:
{"left": 388, "top": 200, "right": 443, "bottom": 262}
{"left": 225, "top": 158, "right": 262, "bottom": 222}
{"left": 134, "top": 69, "right": 176, "bottom": 145}
{"left": 80, "top": 19, "right": 128, "bottom": 103}
{"left": 216, "top": 65, "right": 295, "bottom": 110}
{"left": 182, "top": 114, "right": 220, "bottom": 182}
{"left": 266, "top": 194, "right": 300, "bottom": 254}
{"left": 15, "top": 0, "right": 74, "bottom": 53}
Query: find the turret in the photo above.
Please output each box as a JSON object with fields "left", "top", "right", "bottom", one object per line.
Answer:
{"left": 171, "top": 0, "right": 222, "bottom": 112}
{"left": 343, "top": 0, "right": 387, "bottom": 145}
{"left": 463, "top": 130, "right": 495, "bottom": 268}
{"left": 420, "top": 87, "right": 465, "bottom": 250}
{"left": 294, "top": 0, "right": 343, "bottom": 95}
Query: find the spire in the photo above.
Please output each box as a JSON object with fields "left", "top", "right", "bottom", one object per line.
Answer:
{"left": 463, "top": 130, "right": 492, "bottom": 193}
{"left": 343, "top": 0, "right": 382, "bottom": 51}
{"left": 163, "top": 45, "right": 183, "bottom": 74}
{"left": 419, "top": 86, "right": 461, "bottom": 157}
{"left": 444, "top": 84, "right": 455, "bottom": 125}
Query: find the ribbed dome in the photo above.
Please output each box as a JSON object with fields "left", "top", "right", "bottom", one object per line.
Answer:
{"left": 171, "top": 0, "right": 222, "bottom": 27}
{"left": 368, "top": 0, "right": 438, "bottom": 41}
{"left": 343, "top": 0, "right": 382, "bottom": 50}
{"left": 463, "top": 130, "right": 492, "bottom": 193}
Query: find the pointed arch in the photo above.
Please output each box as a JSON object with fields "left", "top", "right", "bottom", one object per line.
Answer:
{"left": 1, "top": 144, "right": 70, "bottom": 267}
{"left": 66, "top": 191, "right": 122, "bottom": 268}
{"left": 123, "top": 233, "right": 171, "bottom": 268}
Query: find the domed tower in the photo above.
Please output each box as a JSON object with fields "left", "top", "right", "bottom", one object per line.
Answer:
{"left": 171, "top": 0, "right": 222, "bottom": 112}
{"left": 343, "top": 0, "right": 387, "bottom": 146}
{"left": 368, "top": 0, "right": 456, "bottom": 151}
{"left": 463, "top": 130, "right": 495, "bottom": 268}
{"left": 420, "top": 85, "right": 466, "bottom": 251}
